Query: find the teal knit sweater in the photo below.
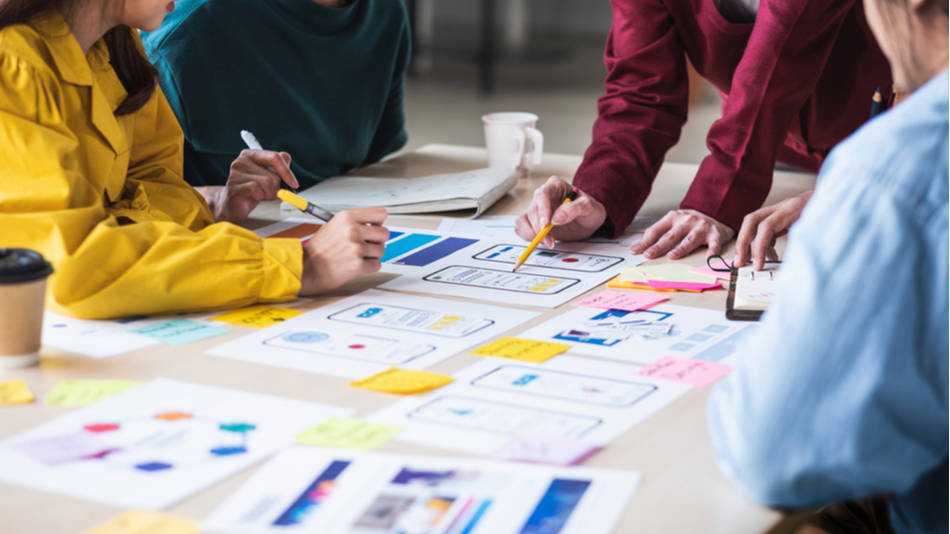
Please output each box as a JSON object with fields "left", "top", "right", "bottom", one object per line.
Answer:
{"left": 143, "top": 0, "right": 410, "bottom": 187}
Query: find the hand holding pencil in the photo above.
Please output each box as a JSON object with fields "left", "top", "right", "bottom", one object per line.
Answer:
{"left": 515, "top": 177, "right": 609, "bottom": 249}
{"left": 513, "top": 187, "right": 580, "bottom": 272}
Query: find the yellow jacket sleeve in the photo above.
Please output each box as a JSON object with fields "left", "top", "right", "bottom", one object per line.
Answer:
{"left": 0, "top": 46, "right": 302, "bottom": 319}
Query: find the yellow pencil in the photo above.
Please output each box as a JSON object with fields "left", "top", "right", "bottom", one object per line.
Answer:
{"left": 513, "top": 187, "right": 579, "bottom": 272}
{"left": 277, "top": 189, "right": 335, "bottom": 222}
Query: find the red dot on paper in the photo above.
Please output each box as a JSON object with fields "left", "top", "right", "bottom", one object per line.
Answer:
{"left": 562, "top": 258, "right": 579, "bottom": 263}
{"left": 84, "top": 423, "right": 120, "bottom": 433}
{"left": 348, "top": 344, "right": 365, "bottom": 350}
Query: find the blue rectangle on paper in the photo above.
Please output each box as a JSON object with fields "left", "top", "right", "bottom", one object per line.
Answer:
{"left": 130, "top": 319, "right": 229, "bottom": 346}
{"left": 387, "top": 231, "right": 404, "bottom": 241}
{"left": 694, "top": 328, "right": 750, "bottom": 362}
{"left": 380, "top": 233, "right": 441, "bottom": 262}
{"left": 518, "top": 478, "right": 591, "bottom": 534}
{"left": 394, "top": 237, "right": 479, "bottom": 266}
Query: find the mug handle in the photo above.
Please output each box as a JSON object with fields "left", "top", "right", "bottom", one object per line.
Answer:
{"left": 525, "top": 127, "right": 544, "bottom": 166}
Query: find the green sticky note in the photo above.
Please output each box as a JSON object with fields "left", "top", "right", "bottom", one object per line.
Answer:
{"left": 294, "top": 417, "right": 402, "bottom": 450}
{"left": 46, "top": 379, "right": 142, "bottom": 407}
{"left": 131, "top": 319, "right": 229, "bottom": 346}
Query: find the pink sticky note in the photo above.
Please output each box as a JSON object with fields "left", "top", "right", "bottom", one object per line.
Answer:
{"left": 573, "top": 291, "right": 668, "bottom": 312}
{"left": 489, "top": 436, "right": 601, "bottom": 466}
{"left": 689, "top": 265, "right": 731, "bottom": 281}
{"left": 645, "top": 279, "right": 722, "bottom": 291}
{"left": 636, "top": 356, "right": 733, "bottom": 387}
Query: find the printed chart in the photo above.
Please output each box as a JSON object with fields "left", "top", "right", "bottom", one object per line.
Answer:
{"left": 517, "top": 304, "right": 753, "bottom": 364}
{"left": 255, "top": 219, "right": 644, "bottom": 308}
{"left": 366, "top": 356, "right": 689, "bottom": 454}
{"left": 0, "top": 379, "right": 350, "bottom": 509}
{"left": 207, "top": 290, "right": 540, "bottom": 379}
{"left": 202, "top": 447, "right": 640, "bottom": 534}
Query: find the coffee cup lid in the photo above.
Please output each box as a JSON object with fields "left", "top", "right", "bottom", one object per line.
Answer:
{"left": 0, "top": 249, "right": 53, "bottom": 284}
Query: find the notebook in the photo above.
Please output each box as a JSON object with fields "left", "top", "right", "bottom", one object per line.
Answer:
{"left": 294, "top": 168, "right": 518, "bottom": 218}
{"left": 725, "top": 263, "right": 781, "bottom": 321}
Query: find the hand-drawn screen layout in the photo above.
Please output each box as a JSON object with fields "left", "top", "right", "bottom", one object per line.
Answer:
{"left": 207, "top": 289, "right": 540, "bottom": 379}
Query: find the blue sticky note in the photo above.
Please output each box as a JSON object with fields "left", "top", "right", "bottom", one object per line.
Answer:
{"left": 131, "top": 319, "right": 229, "bottom": 346}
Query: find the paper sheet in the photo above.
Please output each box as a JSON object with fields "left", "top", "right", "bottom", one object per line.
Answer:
{"left": 489, "top": 435, "right": 600, "bottom": 466}
{"left": 350, "top": 368, "right": 454, "bottom": 395}
{"left": 470, "top": 337, "right": 569, "bottom": 363}
{"left": 517, "top": 303, "right": 753, "bottom": 364}
{"left": 203, "top": 447, "right": 640, "bottom": 534}
{"left": 42, "top": 312, "right": 157, "bottom": 358}
{"left": 46, "top": 379, "right": 142, "bottom": 407}
{"left": 437, "top": 214, "right": 648, "bottom": 248}
{"left": 0, "top": 380, "right": 34, "bottom": 405}
{"left": 379, "top": 226, "right": 646, "bottom": 308}
{"left": 365, "top": 355, "right": 689, "bottom": 454}
{"left": 211, "top": 306, "right": 303, "bottom": 329}
{"left": 0, "top": 378, "right": 351, "bottom": 509}
{"left": 294, "top": 417, "right": 402, "bottom": 451}
{"left": 81, "top": 511, "right": 199, "bottom": 534}
{"left": 207, "top": 289, "right": 540, "bottom": 379}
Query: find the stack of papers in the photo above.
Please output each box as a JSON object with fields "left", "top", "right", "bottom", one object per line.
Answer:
{"left": 607, "top": 264, "right": 722, "bottom": 292}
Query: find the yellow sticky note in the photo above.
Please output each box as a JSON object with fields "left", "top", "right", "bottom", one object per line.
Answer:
{"left": 607, "top": 275, "right": 676, "bottom": 292}
{"left": 349, "top": 367, "right": 453, "bottom": 395}
{"left": 211, "top": 306, "right": 303, "bottom": 328}
{"left": 619, "top": 267, "right": 649, "bottom": 283}
{"left": 294, "top": 417, "right": 402, "bottom": 450}
{"left": 46, "top": 379, "right": 141, "bottom": 407}
{"left": 81, "top": 511, "right": 199, "bottom": 534}
{"left": 636, "top": 263, "right": 716, "bottom": 284}
{"left": 0, "top": 380, "right": 34, "bottom": 405}
{"left": 471, "top": 337, "right": 570, "bottom": 363}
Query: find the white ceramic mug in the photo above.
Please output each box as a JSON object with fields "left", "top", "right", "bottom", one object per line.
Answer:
{"left": 482, "top": 112, "right": 544, "bottom": 177}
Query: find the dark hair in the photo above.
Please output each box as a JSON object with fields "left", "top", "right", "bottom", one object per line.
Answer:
{"left": 0, "top": 0, "right": 156, "bottom": 116}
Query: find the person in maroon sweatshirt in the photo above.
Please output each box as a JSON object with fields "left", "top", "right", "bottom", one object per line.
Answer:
{"left": 515, "top": 0, "right": 891, "bottom": 262}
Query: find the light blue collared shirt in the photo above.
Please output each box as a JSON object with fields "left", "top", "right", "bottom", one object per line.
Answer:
{"left": 708, "top": 70, "right": 949, "bottom": 534}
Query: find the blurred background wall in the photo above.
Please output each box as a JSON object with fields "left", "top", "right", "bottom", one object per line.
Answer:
{"left": 402, "top": 0, "right": 722, "bottom": 165}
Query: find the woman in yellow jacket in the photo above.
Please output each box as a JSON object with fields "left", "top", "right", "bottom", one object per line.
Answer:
{"left": 0, "top": 0, "right": 389, "bottom": 319}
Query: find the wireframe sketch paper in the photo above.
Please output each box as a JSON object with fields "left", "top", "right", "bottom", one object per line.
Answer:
{"left": 0, "top": 378, "right": 351, "bottom": 509}
{"left": 203, "top": 447, "right": 640, "bottom": 534}
{"left": 365, "top": 355, "right": 689, "bottom": 455}
{"left": 517, "top": 303, "right": 753, "bottom": 364}
{"left": 42, "top": 312, "right": 157, "bottom": 358}
{"left": 296, "top": 168, "right": 518, "bottom": 217}
{"left": 207, "top": 289, "right": 540, "bottom": 379}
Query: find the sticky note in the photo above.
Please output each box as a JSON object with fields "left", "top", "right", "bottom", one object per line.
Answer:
{"left": 490, "top": 436, "right": 600, "bottom": 466}
{"left": 131, "top": 319, "right": 229, "bottom": 346}
{"left": 645, "top": 279, "right": 721, "bottom": 291}
{"left": 211, "top": 306, "right": 303, "bottom": 328}
{"left": 636, "top": 357, "right": 733, "bottom": 387}
{"left": 471, "top": 337, "right": 570, "bottom": 363}
{"left": 689, "top": 264, "right": 731, "bottom": 281}
{"left": 46, "top": 379, "right": 141, "bottom": 407}
{"left": 0, "top": 380, "right": 34, "bottom": 405}
{"left": 349, "top": 367, "right": 453, "bottom": 394}
{"left": 636, "top": 263, "right": 716, "bottom": 284}
{"left": 573, "top": 291, "right": 668, "bottom": 312}
{"left": 81, "top": 510, "right": 199, "bottom": 534}
{"left": 619, "top": 267, "right": 649, "bottom": 283}
{"left": 294, "top": 417, "right": 402, "bottom": 450}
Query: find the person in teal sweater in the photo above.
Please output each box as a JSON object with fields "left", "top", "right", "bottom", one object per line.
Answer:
{"left": 142, "top": 0, "right": 410, "bottom": 188}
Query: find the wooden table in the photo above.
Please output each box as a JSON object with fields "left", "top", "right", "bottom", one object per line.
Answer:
{"left": 0, "top": 144, "right": 816, "bottom": 533}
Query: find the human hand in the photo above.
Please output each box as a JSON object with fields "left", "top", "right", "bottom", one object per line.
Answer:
{"left": 734, "top": 190, "right": 813, "bottom": 270}
{"left": 515, "top": 176, "right": 607, "bottom": 247}
{"left": 630, "top": 209, "right": 735, "bottom": 260}
{"left": 298, "top": 207, "right": 389, "bottom": 296}
{"left": 215, "top": 149, "right": 300, "bottom": 223}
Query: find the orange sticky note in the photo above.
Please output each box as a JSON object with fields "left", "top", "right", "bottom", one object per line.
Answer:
{"left": 0, "top": 380, "right": 34, "bottom": 405}
{"left": 471, "top": 337, "right": 569, "bottom": 363}
{"left": 349, "top": 367, "right": 453, "bottom": 395}
{"left": 636, "top": 357, "right": 732, "bottom": 387}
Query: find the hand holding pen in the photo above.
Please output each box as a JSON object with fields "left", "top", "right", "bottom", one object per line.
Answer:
{"left": 213, "top": 130, "right": 300, "bottom": 223}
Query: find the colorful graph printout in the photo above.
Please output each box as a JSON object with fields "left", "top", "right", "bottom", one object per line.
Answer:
{"left": 202, "top": 447, "right": 640, "bottom": 534}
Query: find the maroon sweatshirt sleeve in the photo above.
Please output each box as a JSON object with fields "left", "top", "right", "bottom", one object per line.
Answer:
{"left": 681, "top": 0, "right": 857, "bottom": 230}
{"left": 572, "top": 0, "right": 689, "bottom": 238}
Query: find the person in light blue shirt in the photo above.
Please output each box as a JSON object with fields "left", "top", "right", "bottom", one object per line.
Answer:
{"left": 707, "top": 0, "right": 948, "bottom": 532}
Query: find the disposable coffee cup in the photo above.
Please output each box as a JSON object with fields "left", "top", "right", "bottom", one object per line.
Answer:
{"left": 0, "top": 249, "right": 53, "bottom": 368}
